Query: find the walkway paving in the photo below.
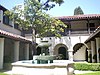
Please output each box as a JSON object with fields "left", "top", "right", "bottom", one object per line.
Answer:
{"left": 4, "top": 70, "right": 12, "bottom": 74}
{"left": 4, "top": 70, "right": 95, "bottom": 75}
{"left": 74, "top": 70, "right": 95, "bottom": 74}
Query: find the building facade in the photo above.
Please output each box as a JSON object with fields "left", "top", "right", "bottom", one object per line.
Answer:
{"left": 0, "top": 5, "right": 32, "bottom": 69}
{"left": 25, "top": 14, "right": 100, "bottom": 62}
{"left": 1, "top": 5, "right": 100, "bottom": 67}
{"left": 85, "top": 27, "right": 100, "bottom": 63}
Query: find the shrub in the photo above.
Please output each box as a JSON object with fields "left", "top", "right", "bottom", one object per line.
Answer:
{"left": 56, "top": 54, "right": 64, "bottom": 60}
{"left": 74, "top": 62, "right": 100, "bottom": 71}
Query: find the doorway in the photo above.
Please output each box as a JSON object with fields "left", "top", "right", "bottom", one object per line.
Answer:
{"left": 58, "top": 47, "right": 68, "bottom": 60}
{"left": 36, "top": 47, "right": 41, "bottom": 55}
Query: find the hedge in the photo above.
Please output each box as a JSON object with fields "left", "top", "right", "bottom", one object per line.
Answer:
{"left": 74, "top": 62, "right": 100, "bottom": 71}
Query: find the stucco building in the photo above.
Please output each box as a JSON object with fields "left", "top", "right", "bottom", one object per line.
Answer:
{"left": 85, "top": 27, "right": 100, "bottom": 63}
{"left": 25, "top": 14, "right": 100, "bottom": 62}
{"left": 1, "top": 5, "right": 100, "bottom": 70}
{"left": 0, "top": 5, "right": 32, "bottom": 69}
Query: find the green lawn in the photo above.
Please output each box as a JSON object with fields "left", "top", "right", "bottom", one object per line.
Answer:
{"left": 76, "top": 71, "right": 100, "bottom": 75}
{"left": 0, "top": 70, "right": 9, "bottom": 75}
{"left": 0, "top": 72, "right": 8, "bottom": 75}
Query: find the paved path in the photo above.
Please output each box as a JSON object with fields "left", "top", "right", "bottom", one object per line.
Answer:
{"left": 4, "top": 70, "right": 12, "bottom": 74}
{"left": 74, "top": 70, "right": 95, "bottom": 74}
{"left": 4, "top": 70, "right": 95, "bottom": 75}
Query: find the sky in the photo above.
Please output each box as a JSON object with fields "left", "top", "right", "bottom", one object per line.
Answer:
{"left": 0, "top": 0, "right": 100, "bottom": 17}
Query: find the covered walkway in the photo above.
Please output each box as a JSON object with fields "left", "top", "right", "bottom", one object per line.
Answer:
{"left": 0, "top": 29, "right": 32, "bottom": 69}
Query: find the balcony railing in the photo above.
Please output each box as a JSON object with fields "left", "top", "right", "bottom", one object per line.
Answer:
{"left": 71, "top": 29, "right": 89, "bottom": 34}
{"left": 65, "top": 28, "right": 95, "bottom": 36}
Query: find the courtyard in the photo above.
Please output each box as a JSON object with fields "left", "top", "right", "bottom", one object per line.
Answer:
{"left": 0, "top": 0, "right": 100, "bottom": 75}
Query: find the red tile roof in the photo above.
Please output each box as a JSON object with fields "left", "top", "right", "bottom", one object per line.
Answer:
{"left": 0, "top": 29, "right": 31, "bottom": 42}
{"left": 57, "top": 14, "right": 100, "bottom": 20}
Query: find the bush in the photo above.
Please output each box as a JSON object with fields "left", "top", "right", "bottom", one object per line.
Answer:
{"left": 56, "top": 54, "right": 64, "bottom": 60}
{"left": 74, "top": 62, "right": 100, "bottom": 71}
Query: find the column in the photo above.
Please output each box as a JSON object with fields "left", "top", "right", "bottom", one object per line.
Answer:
{"left": 87, "top": 50, "right": 91, "bottom": 62}
{"left": 87, "top": 20, "right": 90, "bottom": 34}
{"left": 91, "top": 41, "right": 96, "bottom": 62}
{"left": 95, "top": 38, "right": 100, "bottom": 63}
{"left": 49, "top": 37, "right": 54, "bottom": 55}
{"left": 14, "top": 41, "right": 20, "bottom": 62}
{"left": 68, "top": 21, "right": 71, "bottom": 36}
{"left": 68, "top": 51, "right": 73, "bottom": 61}
{"left": 68, "top": 48, "right": 73, "bottom": 61}
{"left": 0, "top": 38, "right": 4, "bottom": 69}
{"left": 25, "top": 43, "right": 29, "bottom": 60}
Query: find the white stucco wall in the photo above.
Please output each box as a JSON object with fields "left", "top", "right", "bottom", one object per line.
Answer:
{"left": 25, "top": 34, "right": 89, "bottom": 51}
{"left": 70, "top": 35, "right": 89, "bottom": 48}
{"left": 73, "top": 46, "right": 86, "bottom": 61}
{"left": 0, "top": 23, "right": 21, "bottom": 35}
{"left": 0, "top": 10, "right": 21, "bottom": 35}
{"left": 25, "top": 34, "right": 32, "bottom": 41}
{"left": 24, "top": 17, "right": 99, "bottom": 61}
{"left": 0, "top": 38, "right": 4, "bottom": 69}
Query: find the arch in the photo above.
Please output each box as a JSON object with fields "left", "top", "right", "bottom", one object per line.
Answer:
{"left": 53, "top": 43, "right": 68, "bottom": 60}
{"left": 73, "top": 43, "right": 89, "bottom": 54}
{"left": 36, "top": 47, "right": 41, "bottom": 55}
{"left": 73, "top": 43, "right": 89, "bottom": 62}
{"left": 58, "top": 47, "right": 67, "bottom": 59}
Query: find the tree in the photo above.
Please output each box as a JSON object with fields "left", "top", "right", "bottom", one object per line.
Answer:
{"left": 5, "top": 0, "right": 66, "bottom": 55}
{"left": 74, "top": 6, "right": 84, "bottom": 15}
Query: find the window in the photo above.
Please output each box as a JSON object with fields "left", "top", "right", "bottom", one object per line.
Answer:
{"left": 3, "top": 15, "right": 9, "bottom": 25}
{"left": 89, "top": 23, "right": 95, "bottom": 27}
{"left": 14, "top": 23, "right": 19, "bottom": 29}
{"left": 87, "top": 23, "right": 95, "bottom": 31}
{"left": 89, "top": 23, "right": 95, "bottom": 30}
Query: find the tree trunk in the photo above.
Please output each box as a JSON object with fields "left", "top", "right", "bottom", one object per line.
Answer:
{"left": 32, "top": 28, "right": 37, "bottom": 55}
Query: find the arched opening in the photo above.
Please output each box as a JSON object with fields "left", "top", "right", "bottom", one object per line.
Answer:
{"left": 73, "top": 43, "right": 89, "bottom": 62}
{"left": 54, "top": 44, "right": 68, "bottom": 60}
{"left": 36, "top": 47, "right": 49, "bottom": 55}
{"left": 73, "top": 43, "right": 84, "bottom": 54}
{"left": 58, "top": 47, "right": 67, "bottom": 60}
{"left": 36, "top": 47, "right": 41, "bottom": 55}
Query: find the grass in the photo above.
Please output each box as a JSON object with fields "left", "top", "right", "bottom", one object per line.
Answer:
{"left": 0, "top": 70, "right": 9, "bottom": 75}
{"left": 75, "top": 71, "right": 100, "bottom": 75}
{"left": 0, "top": 72, "right": 8, "bottom": 75}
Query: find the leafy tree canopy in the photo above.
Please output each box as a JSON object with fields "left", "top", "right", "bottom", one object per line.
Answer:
{"left": 5, "top": 0, "right": 66, "bottom": 38}
{"left": 74, "top": 6, "right": 84, "bottom": 15}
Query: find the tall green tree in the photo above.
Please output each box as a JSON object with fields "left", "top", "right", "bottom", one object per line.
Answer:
{"left": 74, "top": 6, "right": 84, "bottom": 15}
{"left": 5, "top": 0, "right": 66, "bottom": 55}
